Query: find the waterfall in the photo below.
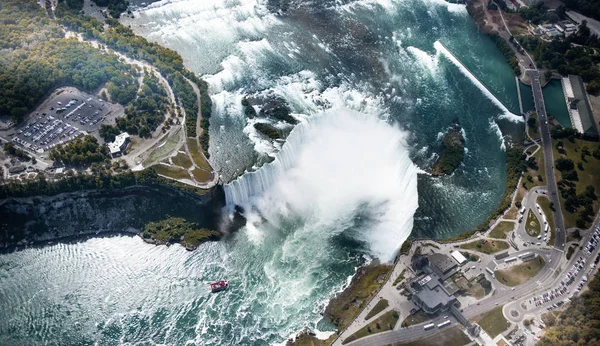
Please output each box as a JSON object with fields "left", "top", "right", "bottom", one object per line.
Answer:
{"left": 224, "top": 109, "right": 419, "bottom": 262}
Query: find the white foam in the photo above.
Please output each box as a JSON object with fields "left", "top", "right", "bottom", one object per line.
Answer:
{"left": 434, "top": 41, "right": 524, "bottom": 123}
{"left": 225, "top": 109, "right": 419, "bottom": 262}
{"left": 489, "top": 120, "right": 506, "bottom": 151}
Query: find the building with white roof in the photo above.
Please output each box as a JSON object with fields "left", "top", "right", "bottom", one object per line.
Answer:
{"left": 107, "top": 133, "right": 130, "bottom": 158}
{"left": 451, "top": 250, "right": 468, "bottom": 266}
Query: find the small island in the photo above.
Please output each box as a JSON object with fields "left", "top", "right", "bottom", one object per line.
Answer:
{"left": 431, "top": 122, "right": 465, "bottom": 176}
{"left": 141, "top": 217, "right": 221, "bottom": 251}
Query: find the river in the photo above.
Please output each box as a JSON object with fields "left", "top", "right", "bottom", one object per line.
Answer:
{"left": 1, "top": 0, "right": 525, "bottom": 344}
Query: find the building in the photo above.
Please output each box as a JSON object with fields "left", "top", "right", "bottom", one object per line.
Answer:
{"left": 411, "top": 272, "right": 457, "bottom": 314}
{"left": 567, "top": 75, "right": 598, "bottom": 137}
{"left": 107, "top": 133, "right": 130, "bottom": 158}
{"left": 428, "top": 253, "right": 458, "bottom": 281}
{"left": 451, "top": 250, "right": 468, "bottom": 266}
{"left": 557, "top": 21, "right": 578, "bottom": 36}
{"left": 537, "top": 24, "right": 563, "bottom": 39}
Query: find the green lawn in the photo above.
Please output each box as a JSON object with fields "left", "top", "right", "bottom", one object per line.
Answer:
{"left": 537, "top": 196, "right": 556, "bottom": 245}
{"left": 566, "top": 244, "right": 577, "bottom": 260}
{"left": 489, "top": 221, "right": 515, "bottom": 239}
{"left": 171, "top": 151, "right": 193, "bottom": 169}
{"left": 551, "top": 135, "right": 600, "bottom": 228}
{"left": 145, "top": 128, "right": 182, "bottom": 166}
{"left": 153, "top": 164, "right": 191, "bottom": 180}
{"left": 393, "top": 269, "right": 407, "bottom": 287}
{"left": 187, "top": 138, "right": 212, "bottom": 170}
{"left": 494, "top": 256, "right": 546, "bottom": 287}
{"left": 191, "top": 167, "right": 212, "bottom": 182}
{"left": 401, "top": 311, "right": 434, "bottom": 327}
{"left": 473, "top": 306, "right": 510, "bottom": 338}
{"left": 528, "top": 113, "right": 541, "bottom": 141}
{"left": 365, "top": 299, "right": 389, "bottom": 320}
{"left": 343, "top": 310, "right": 400, "bottom": 344}
{"left": 393, "top": 326, "right": 471, "bottom": 346}
{"left": 525, "top": 210, "right": 541, "bottom": 237}
{"left": 460, "top": 240, "right": 509, "bottom": 254}
{"left": 523, "top": 148, "right": 545, "bottom": 189}
{"left": 325, "top": 265, "right": 391, "bottom": 331}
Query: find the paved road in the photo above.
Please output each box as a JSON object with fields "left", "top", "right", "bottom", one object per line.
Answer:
{"left": 505, "top": 211, "right": 600, "bottom": 324}
{"left": 528, "top": 70, "right": 566, "bottom": 250}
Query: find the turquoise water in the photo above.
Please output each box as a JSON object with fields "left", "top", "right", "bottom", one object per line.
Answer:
{"left": 520, "top": 81, "right": 535, "bottom": 113}
{"left": 543, "top": 79, "right": 572, "bottom": 128}
{"left": 1, "top": 1, "right": 526, "bottom": 345}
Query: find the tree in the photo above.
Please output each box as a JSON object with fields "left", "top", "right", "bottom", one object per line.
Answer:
{"left": 555, "top": 158, "right": 575, "bottom": 172}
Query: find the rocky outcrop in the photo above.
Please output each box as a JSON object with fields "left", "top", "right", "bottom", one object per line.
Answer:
{"left": 431, "top": 122, "right": 466, "bottom": 176}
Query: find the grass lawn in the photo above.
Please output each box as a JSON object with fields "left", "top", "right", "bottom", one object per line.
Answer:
{"left": 466, "top": 282, "right": 486, "bottom": 299}
{"left": 537, "top": 196, "right": 556, "bottom": 245}
{"left": 342, "top": 310, "right": 400, "bottom": 344}
{"left": 171, "top": 151, "right": 193, "bottom": 169}
{"left": 460, "top": 240, "right": 509, "bottom": 255}
{"left": 566, "top": 229, "right": 582, "bottom": 244}
{"left": 566, "top": 244, "right": 577, "bottom": 260}
{"left": 289, "top": 333, "right": 335, "bottom": 346}
{"left": 393, "top": 326, "right": 470, "bottom": 346}
{"left": 365, "top": 299, "right": 389, "bottom": 320}
{"left": 551, "top": 135, "right": 600, "bottom": 228}
{"left": 401, "top": 311, "right": 434, "bottom": 327}
{"left": 187, "top": 138, "right": 212, "bottom": 170}
{"left": 153, "top": 164, "right": 191, "bottom": 180}
{"left": 528, "top": 113, "right": 541, "bottom": 141}
{"left": 473, "top": 306, "right": 510, "bottom": 338}
{"left": 145, "top": 128, "right": 182, "bottom": 166}
{"left": 525, "top": 210, "right": 541, "bottom": 237}
{"left": 489, "top": 221, "right": 515, "bottom": 239}
{"left": 523, "top": 148, "right": 545, "bottom": 189}
{"left": 393, "top": 269, "right": 407, "bottom": 287}
{"left": 191, "top": 167, "right": 212, "bottom": 182}
{"left": 325, "top": 264, "right": 391, "bottom": 331}
{"left": 494, "top": 256, "right": 546, "bottom": 287}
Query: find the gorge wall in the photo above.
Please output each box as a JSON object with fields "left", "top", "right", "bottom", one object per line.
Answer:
{"left": 0, "top": 185, "right": 225, "bottom": 249}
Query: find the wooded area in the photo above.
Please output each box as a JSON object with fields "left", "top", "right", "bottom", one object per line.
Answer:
{"left": 538, "top": 271, "right": 600, "bottom": 345}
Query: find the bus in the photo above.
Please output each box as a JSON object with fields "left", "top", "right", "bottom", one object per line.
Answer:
{"left": 486, "top": 267, "right": 495, "bottom": 278}
{"left": 437, "top": 320, "right": 451, "bottom": 328}
{"left": 424, "top": 323, "right": 435, "bottom": 330}
{"left": 505, "top": 257, "right": 517, "bottom": 263}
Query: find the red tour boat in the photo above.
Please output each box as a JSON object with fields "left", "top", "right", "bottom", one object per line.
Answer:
{"left": 209, "top": 280, "right": 229, "bottom": 293}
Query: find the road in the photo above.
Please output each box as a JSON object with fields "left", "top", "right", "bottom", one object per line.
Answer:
{"left": 344, "top": 70, "right": 571, "bottom": 346}
{"left": 528, "top": 69, "right": 566, "bottom": 250}
{"left": 566, "top": 11, "right": 600, "bottom": 38}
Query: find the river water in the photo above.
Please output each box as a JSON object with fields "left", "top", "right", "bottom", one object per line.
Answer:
{"left": 1, "top": 0, "right": 526, "bottom": 345}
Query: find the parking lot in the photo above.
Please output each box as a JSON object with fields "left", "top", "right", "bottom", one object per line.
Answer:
{"left": 10, "top": 88, "right": 122, "bottom": 153}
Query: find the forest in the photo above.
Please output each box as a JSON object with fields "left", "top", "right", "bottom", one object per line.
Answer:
{"left": 538, "top": 271, "right": 600, "bottom": 346}
{"left": 0, "top": 0, "right": 139, "bottom": 121}
{"left": 1, "top": 0, "right": 213, "bottom": 159}
{"left": 56, "top": 0, "right": 213, "bottom": 153}
{"left": 115, "top": 71, "right": 169, "bottom": 138}
{"left": 0, "top": 165, "right": 206, "bottom": 199}
{"left": 518, "top": 25, "right": 600, "bottom": 93}
{"left": 564, "top": 0, "right": 600, "bottom": 22}
{"left": 141, "top": 217, "right": 221, "bottom": 250}
{"left": 49, "top": 135, "right": 109, "bottom": 166}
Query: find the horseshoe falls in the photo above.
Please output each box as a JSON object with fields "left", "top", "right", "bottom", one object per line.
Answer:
{"left": 0, "top": 0, "right": 525, "bottom": 345}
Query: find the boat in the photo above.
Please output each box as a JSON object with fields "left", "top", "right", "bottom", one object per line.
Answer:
{"left": 209, "top": 280, "right": 229, "bottom": 293}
